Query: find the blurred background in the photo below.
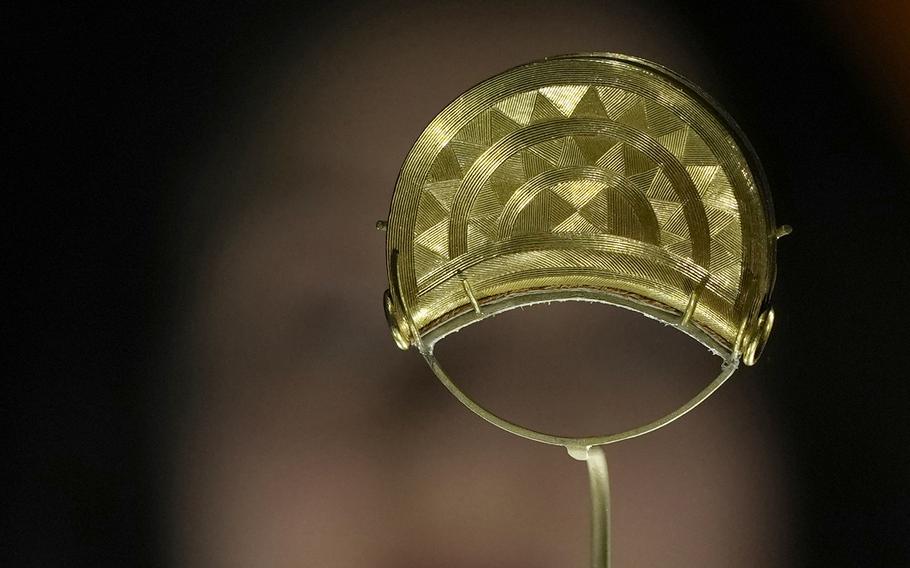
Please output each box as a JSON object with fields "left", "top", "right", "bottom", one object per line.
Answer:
{"left": 11, "top": 1, "right": 910, "bottom": 566}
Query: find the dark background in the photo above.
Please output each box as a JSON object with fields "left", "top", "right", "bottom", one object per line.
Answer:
{"left": 10, "top": 1, "right": 909, "bottom": 566}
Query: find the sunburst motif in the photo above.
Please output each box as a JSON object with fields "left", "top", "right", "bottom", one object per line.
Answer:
{"left": 389, "top": 55, "right": 776, "bottom": 354}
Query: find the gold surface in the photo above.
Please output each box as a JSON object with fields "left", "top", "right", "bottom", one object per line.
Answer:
{"left": 384, "top": 53, "right": 779, "bottom": 361}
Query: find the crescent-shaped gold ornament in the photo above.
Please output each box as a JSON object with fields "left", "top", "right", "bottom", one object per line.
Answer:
{"left": 379, "top": 53, "right": 787, "bottom": 566}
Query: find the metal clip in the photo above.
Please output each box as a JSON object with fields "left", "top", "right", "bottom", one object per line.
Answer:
{"left": 680, "top": 276, "right": 708, "bottom": 327}
{"left": 459, "top": 273, "right": 482, "bottom": 315}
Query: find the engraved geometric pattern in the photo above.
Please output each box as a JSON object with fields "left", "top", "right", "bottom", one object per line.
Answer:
{"left": 388, "top": 55, "right": 775, "bottom": 352}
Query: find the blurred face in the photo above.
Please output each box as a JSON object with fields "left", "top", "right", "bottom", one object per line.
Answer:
{"left": 171, "top": 2, "right": 792, "bottom": 566}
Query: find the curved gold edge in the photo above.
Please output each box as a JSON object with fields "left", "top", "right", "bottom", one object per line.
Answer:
{"left": 387, "top": 249, "right": 421, "bottom": 350}
{"left": 421, "top": 340, "right": 739, "bottom": 448}
{"left": 419, "top": 288, "right": 732, "bottom": 359}
{"left": 416, "top": 234, "right": 722, "bottom": 301}
{"left": 742, "top": 307, "right": 774, "bottom": 366}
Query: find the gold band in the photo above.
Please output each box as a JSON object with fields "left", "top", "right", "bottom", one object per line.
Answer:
{"left": 421, "top": 346, "right": 739, "bottom": 450}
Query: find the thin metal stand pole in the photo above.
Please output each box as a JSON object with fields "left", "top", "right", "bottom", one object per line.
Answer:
{"left": 585, "top": 446, "right": 610, "bottom": 568}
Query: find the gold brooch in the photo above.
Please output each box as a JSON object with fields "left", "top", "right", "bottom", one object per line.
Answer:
{"left": 379, "top": 53, "right": 786, "bottom": 566}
